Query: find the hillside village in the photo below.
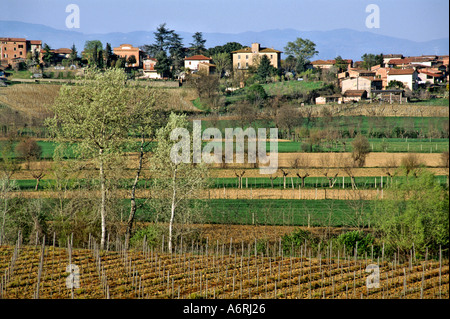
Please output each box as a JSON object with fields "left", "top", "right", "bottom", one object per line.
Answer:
{"left": 1, "top": 33, "right": 448, "bottom": 106}
{"left": 0, "top": 22, "right": 449, "bottom": 301}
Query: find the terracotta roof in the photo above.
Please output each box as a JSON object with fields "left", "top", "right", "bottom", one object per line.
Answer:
{"left": 260, "top": 48, "right": 282, "bottom": 53}
{"left": 54, "top": 48, "right": 72, "bottom": 54}
{"left": 312, "top": 59, "right": 352, "bottom": 65}
{"left": 389, "top": 56, "right": 435, "bottom": 65}
{"left": 232, "top": 47, "right": 252, "bottom": 54}
{"left": 343, "top": 90, "right": 366, "bottom": 97}
{"left": 388, "top": 68, "right": 416, "bottom": 75}
{"left": 0, "top": 37, "right": 27, "bottom": 42}
{"left": 184, "top": 55, "right": 212, "bottom": 60}
{"left": 232, "top": 47, "right": 282, "bottom": 54}
{"left": 418, "top": 69, "right": 443, "bottom": 77}
{"left": 28, "top": 40, "right": 42, "bottom": 45}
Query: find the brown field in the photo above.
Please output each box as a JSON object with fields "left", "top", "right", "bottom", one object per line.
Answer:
{"left": 13, "top": 152, "right": 447, "bottom": 180}
{"left": 0, "top": 244, "right": 447, "bottom": 299}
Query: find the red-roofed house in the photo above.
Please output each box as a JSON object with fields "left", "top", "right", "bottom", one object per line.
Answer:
{"left": 312, "top": 59, "right": 353, "bottom": 70}
{"left": 417, "top": 68, "right": 445, "bottom": 84}
{"left": 0, "top": 38, "right": 43, "bottom": 66}
{"left": 143, "top": 57, "right": 161, "bottom": 79}
{"left": 387, "top": 68, "right": 419, "bottom": 90}
{"left": 184, "top": 55, "right": 213, "bottom": 71}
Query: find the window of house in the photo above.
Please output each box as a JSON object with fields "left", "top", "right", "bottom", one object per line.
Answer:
{"left": 270, "top": 55, "right": 273, "bottom": 59}
{"left": 19, "top": 51, "right": 22, "bottom": 55}
{"left": 238, "top": 55, "right": 241, "bottom": 59}
{"left": 18, "top": 45, "right": 23, "bottom": 48}
{"left": 238, "top": 62, "right": 241, "bottom": 68}
{"left": 246, "top": 62, "right": 248, "bottom": 68}
{"left": 246, "top": 55, "right": 248, "bottom": 60}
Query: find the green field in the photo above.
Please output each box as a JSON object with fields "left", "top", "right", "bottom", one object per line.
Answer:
{"left": 133, "top": 198, "right": 374, "bottom": 227}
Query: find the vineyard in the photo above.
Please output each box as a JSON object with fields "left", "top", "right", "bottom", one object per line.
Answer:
{"left": 1, "top": 235, "right": 448, "bottom": 299}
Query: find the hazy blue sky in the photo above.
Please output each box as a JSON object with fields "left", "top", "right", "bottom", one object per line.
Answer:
{"left": 2, "top": 0, "right": 449, "bottom": 41}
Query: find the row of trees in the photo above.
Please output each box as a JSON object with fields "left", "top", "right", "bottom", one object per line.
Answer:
{"left": 44, "top": 68, "right": 208, "bottom": 251}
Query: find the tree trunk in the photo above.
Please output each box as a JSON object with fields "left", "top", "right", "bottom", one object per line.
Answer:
{"left": 35, "top": 177, "right": 42, "bottom": 191}
{"left": 99, "top": 148, "right": 106, "bottom": 250}
{"left": 169, "top": 166, "right": 177, "bottom": 253}
{"left": 125, "top": 135, "right": 145, "bottom": 249}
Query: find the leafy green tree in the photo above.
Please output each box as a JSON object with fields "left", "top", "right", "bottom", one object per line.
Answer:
{"left": 104, "top": 43, "right": 115, "bottom": 68}
{"left": 256, "top": 55, "right": 276, "bottom": 82}
{"left": 142, "top": 23, "right": 175, "bottom": 56}
{"left": 387, "top": 80, "right": 405, "bottom": 89}
{"left": 361, "top": 53, "right": 383, "bottom": 70}
{"left": 124, "top": 87, "right": 165, "bottom": 249}
{"left": 246, "top": 83, "right": 267, "bottom": 106}
{"left": 207, "top": 42, "right": 243, "bottom": 56}
{"left": 284, "top": 38, "right": 318, "bottom": 64}
{"left": 334, "top": 55, "right": 348, "bottom": 72}
{"left": 83, "top": 40, "right": 103, "bottom": 67}
{"left": 42, "top": 43, "right": 55, "bottom": 66}
{"left": 372, "top": 169, "right": 449, "bottom": 256}
{"left": 150, "top": 113, "right": 209, "bottom": 252}
{"left": 190, "top": 32, "right": 207, "bottom": 56}
{"left": 168, "top": 32, "right": 185, "bottom": 75}
{"left": 69, "top": 44, "right": 78, "bottom": 65}
{"left": 46, "top": 68, "right": 131, "bottom": 249}
{"left": 127, "top": 55, "right": 137, "bottom": 67}
{"left": 154, "top": 50, "right": 172, "bottom": 78}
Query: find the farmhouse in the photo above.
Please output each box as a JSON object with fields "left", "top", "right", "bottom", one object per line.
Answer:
{"left": 184, "top": 55, "right": 213, "bottom": 71}
{"left": 341, "top": 76, "right": 382, "bottom": 95}
{"left": 417, "top": 68, "right": 445, "bottom": 84}
{"left": 342, "top": 90, "right": 367, "bottom": 102}
{"left": 312, "top": 59, "right": 353, "bottom": 70}
{"left": 0, "top": 37, "right": 42, "bottom": 66}
{"left": 142, "top": 57, "right": 161, "bottom": 79}
{"left": 113, "top": 44, "right": 144, "bottom": 68}
{"left": 232, "top": 43, "right": 282, "bottom": 70}
{"left": 387, "top": 68, "right": 419, "bottom": 90}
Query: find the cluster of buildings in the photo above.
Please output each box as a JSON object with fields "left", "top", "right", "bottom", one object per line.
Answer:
{"left": 0, "top": 36, "right": 283, "bottom": 80}
{"left": 1, "top": 36, "right": 448, "bottom": 104}
{"left": 314, "top": 54, "right": 449, "bottom": 104}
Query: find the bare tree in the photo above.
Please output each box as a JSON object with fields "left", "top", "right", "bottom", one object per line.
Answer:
{"left": 280, "top": 168, "right": 290, "bottom": 189}
{"left": 342, "top": 155, "right": 358, "bottom": 190}
{"left": 400, "top": 153, "right": 423, "bottom": 177}
{"left": 234, "top": 170, "right": 246, "bottom": 189}
{"left": 292, "top": 154, "right": 310, "bottom": 188}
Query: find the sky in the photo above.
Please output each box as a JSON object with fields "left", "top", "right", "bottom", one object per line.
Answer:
{"left": 2, "top": 0, "right": 449, "bottom": 42}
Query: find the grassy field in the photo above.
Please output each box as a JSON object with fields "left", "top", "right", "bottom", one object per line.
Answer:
{"left": 130, "top": 198, "right": 374, "bottom": 227}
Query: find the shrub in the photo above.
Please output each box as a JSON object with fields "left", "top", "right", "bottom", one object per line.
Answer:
{"left": 351, "top": 134, "right": 370, "bottom": 167}
{"left": 336, "top": 230, "right": 377, "bottom": 256}
{"left": 282, "top": 229, "right": 320, "bottom": 254}
{"left": 246, "top": 84, "right": 267, "bottom": 105}
{"left": 129, "top": 224, "right": 163, "bottom": 248}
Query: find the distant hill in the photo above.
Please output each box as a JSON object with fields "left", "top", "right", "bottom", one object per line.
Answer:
{"left": 1, "top": 20, "right": 448, "bottom": 60}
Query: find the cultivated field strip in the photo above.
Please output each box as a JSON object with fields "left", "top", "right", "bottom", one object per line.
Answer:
{"left": 0, "top": 244, "right": 448, "bottom": 299}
